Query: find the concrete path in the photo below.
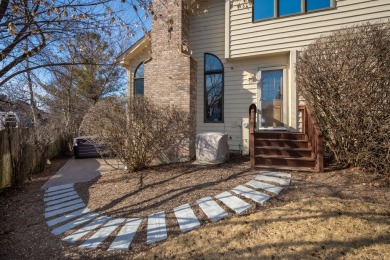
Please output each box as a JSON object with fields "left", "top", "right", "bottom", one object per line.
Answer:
{"left": 43, "top": 170, "right": 292, "bottom": 251}
{"left": 42, "top": 158, "right": 125, "bottom": 189}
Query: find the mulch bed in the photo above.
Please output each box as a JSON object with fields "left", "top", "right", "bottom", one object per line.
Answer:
{"left": 0, "top": 156, "right": 389, "bottom": 259}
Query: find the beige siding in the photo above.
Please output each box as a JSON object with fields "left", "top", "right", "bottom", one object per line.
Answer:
{"left": 229, "top": 0, "right": 390, "bottom": 57}
{"left": 190, "top": 1, "right": 292, "bottom": 154}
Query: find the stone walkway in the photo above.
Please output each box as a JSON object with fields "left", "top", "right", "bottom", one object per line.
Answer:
{"left": 43, "top": 171, "right": 291, "bottom": 251}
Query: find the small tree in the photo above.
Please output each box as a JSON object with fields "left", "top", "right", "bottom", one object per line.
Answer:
{"left": 296, "top": 22, "right": 390, "bottom": 174}
{"left": 80, "top": 96, "right": 192, "bottom": 172}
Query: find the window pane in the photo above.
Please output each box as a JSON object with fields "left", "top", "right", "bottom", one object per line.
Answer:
{"left": 134, "top": 79, "right": 144, "bottom": 95}
{"left": 253, "top": 0, "right": 274, "bottom": 21}
{"left": 205, "top": 54, "right": 223, "bottom": 72}
{"left": 279, "top": 0, "right": 301, "bottom": 16}
{"left": 307, "top": 0, "right": 331, "bottom": 11}
{"left": 135, "top": 63, "right": 144, "bottom": 78}
{"left": 205, "top": 74, "right": 223, "bottom": 122}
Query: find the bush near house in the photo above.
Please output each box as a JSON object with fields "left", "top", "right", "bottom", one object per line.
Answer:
{"left": 296, "top": 22, "right": 390, "bottom": 174}
{"left": 80, "top": 96, "right": 192, "bottom": 172}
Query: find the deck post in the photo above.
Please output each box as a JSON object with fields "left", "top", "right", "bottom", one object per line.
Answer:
{"left": 249, "top": 104, "right": 257, "bottom": 169}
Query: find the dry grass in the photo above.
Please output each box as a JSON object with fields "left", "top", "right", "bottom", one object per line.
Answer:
{"left": 133, "top": 197, "right": 390, "bottom": 259}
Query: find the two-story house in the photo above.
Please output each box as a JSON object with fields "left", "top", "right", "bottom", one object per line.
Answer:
{"left": 118, "top": 0, "right": 390, "bottom": 171}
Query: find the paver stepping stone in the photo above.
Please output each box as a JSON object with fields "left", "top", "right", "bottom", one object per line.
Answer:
{"left": 44, "top": 191, "right": 78, "bottom": 202}
{"left": 45, "top": 199, "right": 84, "bottom": 212}
{"left": 215, "top": 191, "right": 252, "bottom": 215}
{"left": 231, "top": 185, "right": 271, "bottom": 205}
{"left": 46, "top": 183, "right": 74, "bottom": 192}
{"left": 174, "top": 204, "right": 201, "bottom": 232}
{"left": 255, "top": 175, "right": 290, "bottom": 186}
{"left": 47, "top": 207, "right": 90, "bottom": 227}
{"left": 147, "top": 211, "right": 167, "bottom": 244}
{"left": 79, "top": 218, "right": 126, "bottom": 249}
{"left": 246, "top": 180, "right": 283, "bottom": 195}
{"left": 46, "top": 195, "right": 80, "bottom": 206}
{"left": 197, "top": 197, "right": 228, "bottom": 223}
{"left": 63, "top": 215, "right": 111, "bottom": 243}
{"left": 260, "top": 171, "right": 291, "bottom": 179}
{"left": 45, "top": 187, "right": 74, "bottom": 197}
{"left": 51, "top": 212, "right": 99, "bottom": 235}
{"left": 108, "top": 218, "right": 143, "bottom": 251}
{"left": 45, "top": 202, "right": 86, "bottom": 218}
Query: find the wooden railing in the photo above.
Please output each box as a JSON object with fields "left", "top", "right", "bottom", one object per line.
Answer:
{"left": 299, "top": 105, "right": 324, "bottom": 172}
{"left": 249, "top": 104, "right": 257, "bottom": 169}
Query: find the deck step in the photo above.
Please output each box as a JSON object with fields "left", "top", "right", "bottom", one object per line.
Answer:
{"left": 147, "top": 211, "right": 167, "bottom": 244}
{"left": 254, "top": 131, "right": 306, "bottom": 140}
{"left": 255, "top": 175, "right": 290, "bottom": 186}
{"left": 79, "top": 218, "right": 126, "bottom": 249}
{"left": 246, "top": 180, "right": 283, "bottom": 195}
{"left": 254, "top": 146, "right": 312, "bottom": 157}
{"left": 260, "top": 171, "right": 291, "bottom": 178}
{"left": 254, "top": 165, "right": 318, "bottom": 172}
{"left": 174, "top": 204, "right": 201, "bottom": 232}
{"left": 197, "top": 197, "right": 228, "bottom": 223}
{"left": 215, "top": 192, "right": 252, "bottom": 215}
{"left": 254, "top": 155, "right": 316, "bottom": 168}
{"left": 108, "top": 218, "right": 143, "bottom": 251}
{"left": 255, "top": 139, "right": 310, "bottom": 148}
{"left": 231, "top": 185, "right": 271, "bottom": 205}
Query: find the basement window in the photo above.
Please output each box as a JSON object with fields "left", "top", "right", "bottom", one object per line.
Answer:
{"left": 134, "top": 63, "right": 144, "bottom": 96}
{"left": 204, "top": 53, "right": 224, "bottom": 123}
{"left": 253, "top": 0, "right": 333, "bottom": 21}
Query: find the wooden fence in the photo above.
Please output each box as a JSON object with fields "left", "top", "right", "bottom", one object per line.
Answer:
{"left": 0, "top": 129, "right": 65, "bottom": 190}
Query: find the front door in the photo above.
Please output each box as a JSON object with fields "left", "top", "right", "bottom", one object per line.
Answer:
{"left": 259, "top": 69, "right": 284, "bottom": 128}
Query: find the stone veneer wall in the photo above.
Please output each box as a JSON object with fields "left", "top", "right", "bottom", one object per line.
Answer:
{"left": 144, "top": 0, "right": 197, "bottom": 160}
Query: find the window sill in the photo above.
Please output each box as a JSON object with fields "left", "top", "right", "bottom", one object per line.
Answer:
{"left": 252, "top": 7, "right": 336, "bottom": 23}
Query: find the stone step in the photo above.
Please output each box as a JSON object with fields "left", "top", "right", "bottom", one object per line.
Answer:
{"left": 44, "top": 191, "right": 78, "bottom": 202}
{"left": 46, "top": 183, "right": 74, "bottom": 193}
{"left": 255, "top": 175, "right": 291, "bottom": 186}
{"left": 246, "top": 180, "right": 283, "bottom": 195}
{"left": 46, "top": 195, "right": 80, "bottom": 206}
{"left": 45, "top": 203, "right": 86, "bottom": 218}
{"left": 231, "top": 185, "right": 271, "bottom": 205}
{"left": 108, "top": 218, "right": 143, "bottom": 251}
{"left": 51, "top": 212, "right": 99, "bottom": 235}
{"left": 147, "top": 211, "right": 167, "bottom": 244}
{"left": 47, "top": 208, "right": 90, "bottom": 227}
{"left": 45, "top": 199, "right": 84, "bottom": 212}
{"left": 174, "top": 204, "right": 201, "bottom": 233}
{"left": 260, "top": 170, "right": 291, "bottom": 179}
{"left": 197, "top": 197, "right": 228, "bottom": 223}
{"left": 215, "top": 192, "right": 252, "bottom": 215}
{"left": 63, "top": 216, "right": 111, "bottom": 243}
{"left": 79, "top": 218, "right": 126, "bottom": 249}
{"left": 45, "top": 187, "right": 74, "bottom": 197}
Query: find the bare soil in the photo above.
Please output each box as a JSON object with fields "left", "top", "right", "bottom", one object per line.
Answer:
{"left": 0, "top": 156, "right": 389, "bottom": 259}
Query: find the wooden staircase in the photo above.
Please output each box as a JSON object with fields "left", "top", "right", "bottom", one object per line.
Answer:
{"left": 249, "top": 104, "right": 324, "bottom": 172}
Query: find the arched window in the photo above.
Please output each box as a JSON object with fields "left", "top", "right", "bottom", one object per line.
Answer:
{"left": 134, "top": 63, "right": 144, "bottom": 96}
{"left": 204, "top": 53, "right": 224, "bottom": 122}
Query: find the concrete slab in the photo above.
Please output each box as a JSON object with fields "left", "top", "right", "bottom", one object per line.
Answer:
{"left": 51, "top": 212, "right": 99, "bottom": 235}
{"left": 232, "top": 185, "right": 271, "bottom": 205}
{"left": 174, "top": 204, "right": 201, "bottom": 232}
{"left": 215, "top": 191, "right": 252, "bottom": 215}
{"left": 44, "top": 191, "right": 78, "bottom": 202}
{"left": 45, "top": 195, "right": 80, "bottom": 206}
{"left": 46, "top": 184, "right": 74, "bottom": 192}
{"left": 79, "top": 218, "right": 126, "bottom": 249}
{"left": 44, "top": 203, "right": 86, "bottom": 218}
{"left": 46, "top": 207, "right": 90, "bottom": 227}
{"left": 256, "top": 175, "right": 290, "bottom": 186}
{"left": 147, "top": 211, "right": 167, "bottom": 244}
{"left": 197, "top": 197, "right": 228, "bottom": 223}
{"left": 260, "top": 171, "right": 291, "bottom": 179}
{"left": 45, "top": 187, "right": 74, "bottom": 197}
{"left": 42, "top": 158, "right": 125, "bottom": 189}
{"left": 63, "top": 215, "right": 111, "bottom": 243}
{"left": 108, "top": 218, "right": 143, "bottom": 251}
{"left": 246, "top": 180, "right": 284, "bottom": 195}
{"left": 45, "top": 199, "right": 84, "bottom": 212}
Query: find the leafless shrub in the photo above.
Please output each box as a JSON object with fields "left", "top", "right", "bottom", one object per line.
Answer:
{"left": 80, "top": 96, "right": 192, "bottom": 172}
{"left": 296, "top": 22, "right": 390, "bottom": 174}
